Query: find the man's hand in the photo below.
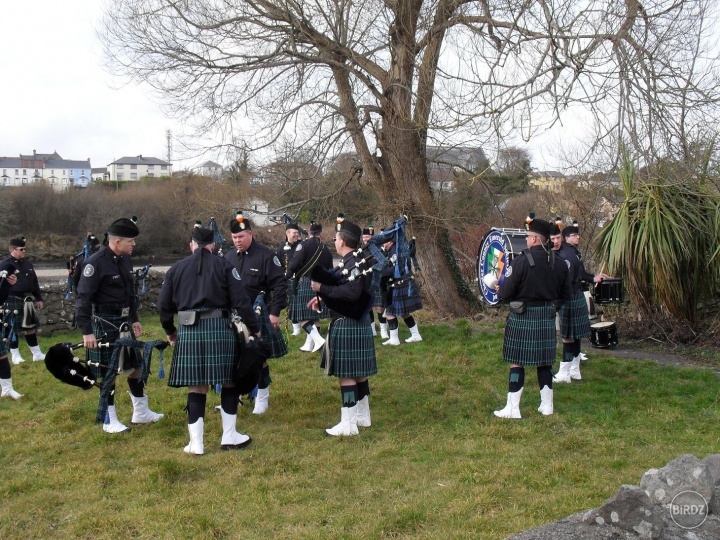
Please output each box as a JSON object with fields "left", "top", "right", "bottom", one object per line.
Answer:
{"left": 132, "top": 322, "right": 143, "bottom": 337}
{"left": 166, "top": 332, "right": 177, "bottom": 345}
{"left": 307, "top": 297, "right": 320, "bottom": 312}
{"left": 310, "top": 280, "right": 321, "bottom": 293}
{"left": 83, "top": 333, "right": 97, "bottom": 349}
{"left": 7, "top": 274, "right": 17, "bottom": 286}
{"left": 35, "top": 301, "right": 43, "bottom": 310}
{"left": 269, "top": 314, "right": 280, "bottom": 329}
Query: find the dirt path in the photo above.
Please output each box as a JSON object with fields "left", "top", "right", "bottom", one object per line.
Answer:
{"left": 586, "top": 344, "right": 720, "bottom": 376}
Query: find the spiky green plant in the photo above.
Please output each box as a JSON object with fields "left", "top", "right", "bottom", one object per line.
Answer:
{"left": 596, "top": 156, "right": 720, "bottom": 326}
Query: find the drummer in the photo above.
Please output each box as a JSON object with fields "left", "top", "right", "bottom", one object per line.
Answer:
{"left": 553, "top": 221, "right": 611, "bottom": 383}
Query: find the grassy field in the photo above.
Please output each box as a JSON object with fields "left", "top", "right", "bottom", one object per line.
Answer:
{"left": 1, "top": 316, "right": 718, "bottom": 539}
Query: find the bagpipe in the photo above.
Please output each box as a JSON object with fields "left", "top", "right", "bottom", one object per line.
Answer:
{"left": 208, "top": 216, "right": 233, "bottom": 256}
{"left": 43, "top": 328, "right": 170, "bottom": 423}
{"left": 369, "top": 216, "right": 422, "bottom": 302}
{"left": 229, "top": 310, "right": 272, "bottom": 395}
{"left": 282, "top": 212, "right": 308, "bottom": 238}
{"left": 133, "top": 264, "right": 153, "bottom": 299}
{"left": 65, "top": 233, "right": 98, "bottom": 299}
{"left": 306, "top": 220, "right": 393, "bottom": 320}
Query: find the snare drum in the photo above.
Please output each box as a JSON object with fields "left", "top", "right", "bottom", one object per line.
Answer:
{"left": 477, "top": 228, "right": 527, "bottom": 305}
{"left": 594, "top": 278, "right": 623, "bottom": 304}
{"left": 590, "top": 321, "right": 618, "bottom": 349}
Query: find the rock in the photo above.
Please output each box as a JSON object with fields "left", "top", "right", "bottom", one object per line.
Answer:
{"left": 583, "top": 485, "right": 664, "bottom": 539}
{"left": 640, "top": 454, "right": 713, "bottom": 505}
{"left": 704, "top": 454, "right": 720, "bottom": 516}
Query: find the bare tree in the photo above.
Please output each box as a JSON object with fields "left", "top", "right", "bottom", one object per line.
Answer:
{"left": 100, "top": 0, "right": 720, "bottom": 315}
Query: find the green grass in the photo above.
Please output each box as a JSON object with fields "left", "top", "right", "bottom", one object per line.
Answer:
{"left": 1, "top": 317, "right": 718, "bottom": 539}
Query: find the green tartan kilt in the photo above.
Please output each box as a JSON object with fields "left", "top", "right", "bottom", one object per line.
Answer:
{"left": 289, "top": 276, "right": 329, "bottom": 321}
{"left": 168, "top": 316, "right": 237, "bottom": 387}
{"left": 370, "top": 272, "right": 384, "bottom": 309}
{"left": 256, "top": 309, "right": 288, "bottom": 359}
{"left": 89, "top": 308, "right": 130, "bottom": 380}
{"left": 502, "top": 305, "right": 557, "bottom": 366}
{"left": 558, "top": 291, "right": 591, "bottom": 340}
{"left": 325, "top": 314, "right": 377, "bottom": 378}
{"left": 3, "top": 295, "right": 40, "bottom": 331}
{"left": 385, "top": 280, "right": 423, "bottom": 317}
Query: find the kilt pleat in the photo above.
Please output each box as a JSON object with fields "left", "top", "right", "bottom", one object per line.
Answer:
{"left": 558, "top": 291, "right": 591, "bottom": 340}
{"left": 502, "top": 305, "right": 557, "bottom": 366}
{"left": 385, "top": 280, "right": 423, "bottom": 317}
{"left": 325, "top": 315, "right": 377, "bottom": 378}
{"left": 168, "top": 316, "right": 237, "bottom": 387}
{"left": 253, "top": 295, "right": 288, "bottom": 359}
{"left": 370, "top": 271, "right": 384, "bottom": 308}
{"left": 289, "top": 276, "right": 329, "bottom": 321}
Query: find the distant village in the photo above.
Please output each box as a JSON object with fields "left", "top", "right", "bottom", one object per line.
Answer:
{"left": 0, "top": 148, "right": 620, "bottom": 194}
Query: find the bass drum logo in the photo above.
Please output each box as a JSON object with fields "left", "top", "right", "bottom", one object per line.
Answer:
{"left": 477, "top": 229, "right": 518, "bottom": 305}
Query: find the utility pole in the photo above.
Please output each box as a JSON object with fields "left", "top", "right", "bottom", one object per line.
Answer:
{"left": 166, "top": 129, "right": 172, "bottom": 164}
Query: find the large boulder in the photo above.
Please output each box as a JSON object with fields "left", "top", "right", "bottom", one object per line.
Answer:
{"left": 640, "top": 454, "right": 713, "bottom": 505}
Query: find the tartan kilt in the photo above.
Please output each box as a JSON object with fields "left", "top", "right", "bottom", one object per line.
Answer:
{"left": 256, "top": 307, "right": 288, "bottom": 359}
{"left": 3, "top": 295, "right": 40, "bottom": 332}
{"left": 168, "top": 315, "right": 237, "bottom": 387}
{"left": 558, "top": 291, "right": 591, "bottom": 340}
{"left": 324, "top": 314, "right": 377, "bottom": 378}
{"left": 89, "top": 309, "right": 130, "bottom": 380}
{"left": 370, "top": 271, "right": 384, "bottom": 309}
{"left": 289, "top": 276, "right": 329, "bottom": 321}
{"left": 385, "top": 280, "right": 423, "bottom": 317}
{"left": 502, "top": 305, "right": 557, "bottom": 366}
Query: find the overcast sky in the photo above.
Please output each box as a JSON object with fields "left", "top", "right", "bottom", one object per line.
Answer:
{"left": 0, "top": 0, "right": 574, "bottom": 173}
{"left": 0, "top": 0, "right": 186, "bottom": 169}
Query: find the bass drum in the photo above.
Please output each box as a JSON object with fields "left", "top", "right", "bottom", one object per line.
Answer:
{"left": 477, "top": 228, "right": 527, "bottom": 305}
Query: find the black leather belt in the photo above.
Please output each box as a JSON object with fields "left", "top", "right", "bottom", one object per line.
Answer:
{"left": 198, "top": 309, "right": 229, "bottom": 319}
{"left": 525, "top": 301, "right": 555, "bottom": 307}
{"left": 93, "top": 304, "right": 131, "bottom": 316}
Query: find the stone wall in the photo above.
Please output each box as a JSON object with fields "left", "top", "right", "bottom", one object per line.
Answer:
{"left": 32, "top": 273, "right": 164, "bottom": 336}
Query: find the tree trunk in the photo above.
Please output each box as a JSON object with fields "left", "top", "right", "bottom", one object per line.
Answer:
{"left": 377, "top": 119, "right": 478, "bottom": 317}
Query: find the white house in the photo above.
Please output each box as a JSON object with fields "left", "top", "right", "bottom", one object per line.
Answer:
{"left": 0, "top": 151, "right": 92, "bottom": 189}
{"left": 193, "top": 160, "right": 223, "bottom": 178}
{"left": 107, "top": 155, "right": 172, "bottom": 181}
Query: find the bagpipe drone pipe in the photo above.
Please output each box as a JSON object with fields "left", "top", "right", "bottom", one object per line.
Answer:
{"left": 43, "top": 330, "right": 170, "bottom": 423}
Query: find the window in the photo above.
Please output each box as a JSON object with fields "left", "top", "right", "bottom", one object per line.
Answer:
{"left": 130, "top": 164, "right": 137, "bottom": 169}
{"left": 148, "top": 164, "right": 154, "bottom": 170}
{"left": 23, "top": 169, "right": 27, "bottom": 175}
{"left": 117, "top": 173, "right": 124, "bottom": 180}
{"left": 15, "top": 169, "right": 19, "bottom": 174}
{"left": 130, "top": 173, "right": 138, "bottom": 180}
{"left": 22, "top": 178, "right": 27, "bottom": 184}
{"left": 161, "top": 165, "right": 167, "bottom": 170}
{"left": 147, "top": 173, "right": 155, "bottom": 177}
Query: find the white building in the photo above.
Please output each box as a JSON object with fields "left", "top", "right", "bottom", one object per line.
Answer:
{"left": 107, "top": 155, "right": 172, "bottom": 181}
{"left": 0, "top": 151, "right": 91, "bottom": 189}
{"left": 193, "top": 160, "right": 223, "bottom": 178}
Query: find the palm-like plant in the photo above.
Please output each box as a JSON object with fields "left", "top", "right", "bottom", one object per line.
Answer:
{"left": 596, "top": 156, "right": 720, "bottom": 326}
